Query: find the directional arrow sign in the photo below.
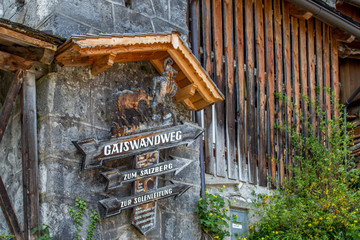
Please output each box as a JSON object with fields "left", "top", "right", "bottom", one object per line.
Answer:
{"left": 102, "top": 156, "right": 193, "bottom": 190}
{"left": 73, "top": 122, "right": 203, "bottom": 170}
{"left": 99, "top": 183, "right": 191, "bottom": 218}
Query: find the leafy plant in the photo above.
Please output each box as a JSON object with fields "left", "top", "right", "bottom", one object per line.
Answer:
{"left": 195, "top": 186, "right": 234, "bottom": 240}
{"left": 0, "top": 233, "right": 14, "bottom": 240}
{"left": 33, "top": 224, "right": 52, "bottom": 240}
{"left": 68, "top": 197, "right": 100, "bottom": 240}
{"left": 248, "top": 91, "right": 360, "bottom": 239}
{"left": 86, "top": 210, "right": 100, "bottom": 240}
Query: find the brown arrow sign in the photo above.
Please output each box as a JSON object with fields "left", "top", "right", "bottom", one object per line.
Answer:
{"left": 99, "top": 183, "right": 191, "bottom": 218}
{"left": 101, "top": 156, "right": 193, "bottom": 190}
{"left": 73, "top": 122, "right": 203, "bottom": 170}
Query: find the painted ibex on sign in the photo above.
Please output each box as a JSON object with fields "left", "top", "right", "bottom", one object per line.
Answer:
{"left": 113, "top": 58, "right": 178, "bottom": 129}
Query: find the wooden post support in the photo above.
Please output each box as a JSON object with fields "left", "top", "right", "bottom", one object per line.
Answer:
{"left": 0, "top": 174, "right": 24, "bottom": 240}
{"left": 0, "top": 69, "right": 24, "bottom": 240}
{"left": 21, "top": 70, "right": 39, "bottom": 240}
{"left": 0, "top": 70, "right": 23, "bottom": 143}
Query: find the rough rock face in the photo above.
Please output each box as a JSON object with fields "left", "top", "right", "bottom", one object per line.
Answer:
{"left": 0, "top": 71, "right": 24, "bottom": 234}
{"left": 0, "top": 0, "right": 188, "bottom": 39}
{"left": 33, "top": 62, "right": 200, "bottom": 239}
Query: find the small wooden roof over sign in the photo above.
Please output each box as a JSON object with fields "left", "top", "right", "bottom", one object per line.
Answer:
{"left": 55, "top": 32, "right": 224, "bottom": 111}
{"left": 0, "top": 18, "right": 64, "bottom": 75}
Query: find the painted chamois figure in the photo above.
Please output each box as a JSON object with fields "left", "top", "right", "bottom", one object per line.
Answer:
{"left": 113, "top": 57, "right": 178, "bottom": 132}
{"left": 113, "top": 89, "right": 150, "bottom": 128}
{"left": 151, "top": 58, "right": 178, "bottom": 121}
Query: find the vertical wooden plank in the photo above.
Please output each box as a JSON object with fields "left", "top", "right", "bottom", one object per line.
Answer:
{"left": 283, "top": 1, "right": 292, "bottom": 178}
{"left": 224, "top": 0, "right": 237, "bottom": 179}
{"left": 255, "top": 0, "right": 266, "bottom": 186}
{"left": 235, "top": 0, "right": 247, "bottom": 182}
{"left": 308, "top": 18, "right": 316, "bottom": 132}
{"left": 265, "top": 0, "right": 276, "bottom": 187}
{"left": 299, "top": 19, "right": 308, "bottom": 137}
{"left": 324, "top": 24, "right": 331, "bottom": 126}
{"left": 203, "top": 0, "right": 215, "bottom": 175}
{"left": 331, "top": 29, "right": 339, "bottom": 118}
{"left": 315, "top": 19, "right": 323, "bottom": 129}
{"left": 274, "top": 0, "right": 284, "bottom": 186}
{"left": 291, "top": 17, "right": 300, "bottom": 135}
{"left": 245, "top": 0, "right": 256, "bottom": 184}
{"left": 212, "top": 0, "right": 227, "bottom": 177}
{"left": 21, "top": 71, "right": 39, "bottom": 240}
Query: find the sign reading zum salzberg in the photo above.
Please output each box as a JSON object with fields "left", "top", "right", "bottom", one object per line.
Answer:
{"left": 101, "top": 156, "right": 193, "bottom": 190}
{"left": 72, "top": 122, "right": 203, "bottom": 170}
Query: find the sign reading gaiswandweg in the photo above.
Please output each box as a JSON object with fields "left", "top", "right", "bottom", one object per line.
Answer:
{"left": 73, "top": 121, "right": 202, "bottom": 234}
{"left": 73, "top": 122, "right": 203, "bottom": 171}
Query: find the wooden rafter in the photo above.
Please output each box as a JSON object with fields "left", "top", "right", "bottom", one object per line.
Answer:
{"left": 55, "top": 32, "right": 224, "bottom": 111}
{"left": 0, "top": 51, "right": 33, "bottom": 72}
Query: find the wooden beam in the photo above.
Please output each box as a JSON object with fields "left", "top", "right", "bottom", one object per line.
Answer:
{"left": 0, "top": 70, "right": 24, "bottom": 240}
{"left": 287, "top": 2, "right": 313, "bottom": 19}
{"left": 0, "top": 45, "right": 44, "bottom": 62}
{"left": 0, "top": 70, "right": 23, "bottom": 143}
{"left": 0, "top": 51, "right": 33, "bottom": 72}
{"left": 0, "top": 178, "right": 24, "bottom": 240}
{"left": 174, "top": 84, "right": 197, "bottom": 102}
{"left": 0, "top": 26, "right": 57, "bottom": 51}
{"left": 91, "top": 53, "right": 116, "bottom": 75}
{"left": 21, "top": 71, "right": 39, "bottom": 240}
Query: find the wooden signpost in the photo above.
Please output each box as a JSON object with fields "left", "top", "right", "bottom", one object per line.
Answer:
{"left": 73, "top": 58, "right": 202, "bottom": 235}
{"left": 73, "top": 122, "right": 203, "bottom": 170}
{"left": 102, "top": 156, "right": 193, "bottom": 190}
{"left": 73, "top": 121, "right": 201, "bottom": 235}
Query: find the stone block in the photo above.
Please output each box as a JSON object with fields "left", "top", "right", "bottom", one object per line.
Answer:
{"left": 55, "top": 0, "right": 113, "bottom": 33}
{"left": 169, "top": 0, "right": 187, "bottom": 29}
{"left": 113, "top": 5, "right": 154, "bottom": 33}
{"left": 44, "top": 14, "right": 92, "bottom": 39}
{"left": 152, "top": 17, "right": 187, "bottom": 36}
{"left": 129, "top": 0, "right": 155, "bottom": 17}
{"left": 152, "top": 0, "right": 169, "bottom": 20}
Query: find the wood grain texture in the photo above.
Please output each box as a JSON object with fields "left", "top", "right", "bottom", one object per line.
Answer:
{"left": 255, "top": 0, "right": 267, "bottom": 186}
{"left": 299, "top": 19, "right": 308, "bottom": 137}
{"left": 324, "top": 24, "right": 331, "bottom": 127}
{"left": 283, "top": 1, "right": 292, "bottom": 178}
{"left": 235, "top": 0, "right": 247, "bottom": 182}
{"left": 212, "top": 0, "right": 227, "bottom": 177}
{"left": 265, "top": 0, "right": 276, "bottom": 187}
{"left": 224, "top": 0, "right": 237, "bottom": 179}
{"left": 307, "top": 18, "right": 317, "bottom": 132}
{"left": 331, "top": 30, "right": 339, "bottom": 118}
{"left": 245, "top": 0, "right": 256, "bottom": 184}
{"left": 21, "top": 71, "right": 39, "bottom": 240}
{"left": 274, "top": 0, "right": 284, "bottom": 185}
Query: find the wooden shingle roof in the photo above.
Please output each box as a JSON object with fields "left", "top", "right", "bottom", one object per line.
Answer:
{"left": 55, "top": 32, "right": 224, "bottom": 111}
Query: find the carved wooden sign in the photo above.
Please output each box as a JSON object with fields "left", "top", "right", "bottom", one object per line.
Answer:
{"left": 73, "top": 58, "right": 201, "bottom": 235}
{"left": 99, "top": 183, "right": 191, "bottom": 217}
{"left": 102, "top": 156, "right": 193, "bottom": 190}
{"left": 73, "top": 122, "right": 202, "bottom": 170}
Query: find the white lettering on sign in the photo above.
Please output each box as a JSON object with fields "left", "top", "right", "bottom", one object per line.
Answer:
{"left": 103, "top": 131, "right": 182, "bottom": 156}
{"left": 232, "top": 223, "right": 243, "bottom": 229}
{"left": 139, "top": 163, "right": 173, "bottom": 177}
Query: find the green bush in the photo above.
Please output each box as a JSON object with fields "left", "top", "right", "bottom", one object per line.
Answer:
{"left": 195, "top": 186, "right": 234, "bottom": 240}
{"left": 248, "top": 93, "right": 360, "bottom": 240}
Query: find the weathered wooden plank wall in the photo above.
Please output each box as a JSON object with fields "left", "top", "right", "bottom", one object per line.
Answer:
{"left": 193, "top": 0, "right": 340, "bottom": 187}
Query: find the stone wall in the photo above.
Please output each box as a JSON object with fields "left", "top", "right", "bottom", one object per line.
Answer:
{"left": 1, "top": 0, "right": 188, "bottom": 39}
{"left": 35, "top": 62, "right": 201, "bottom": 239}
{"left": 0, "top": 71, "right": 24, "bottom": 234}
